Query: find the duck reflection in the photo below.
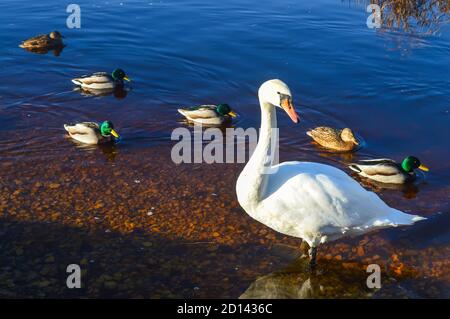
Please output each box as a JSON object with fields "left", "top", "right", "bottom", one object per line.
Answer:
{"left": 240, "top": 258, "right": 372, "bottom": 299}
{"left": 73, "top": 85, "right": 129, "bottom": 100}
{"left": 316, "top": 149, "right": 357, "bottom": 163}
{"left": 69, "top": 139, "right": 119, "bottom": 162}
{"left": 311, "top": 133, "right": 366, "bottom": 163}
{"left": 352, "top": 174, "right": 421, "bottom": 199}
{"left": 97, "top": 143, "right": 119, "bottom": 162}
{"left": 21, "top": 45, "right": 65, "bottom": 57}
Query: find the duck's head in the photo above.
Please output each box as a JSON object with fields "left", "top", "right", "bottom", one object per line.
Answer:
{"left": 100, "top": 121, "right": 120, "bottom": 139}
{"left": 49, "top": 31, "right": 64, "bottom": 39}
{"left": 341, "top": 128, "right": 359, "bottom": 145}
{"left": 402, "top": 156, "right": 429, "bottom": 173}
{"left": 216, "top": 104, "right": 237, "bottom": 117}
{"left": 258, "top": 79, "right": 299, "bottom": 123}
{"left": 111, "top": 69, "right": 131, "bottom": 82}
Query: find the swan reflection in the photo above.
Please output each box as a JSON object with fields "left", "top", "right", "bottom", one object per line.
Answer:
{"left": 240, "top": 258, "right": 372, "bottom": 299}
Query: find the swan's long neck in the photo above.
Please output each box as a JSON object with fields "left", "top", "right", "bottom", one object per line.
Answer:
{"left": 237, "top": 99, "right": 278, "bottom": 211}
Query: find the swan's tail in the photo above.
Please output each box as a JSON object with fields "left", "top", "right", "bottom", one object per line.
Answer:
{"left": 368, "top": 208, "right": 426, "bottom": 229}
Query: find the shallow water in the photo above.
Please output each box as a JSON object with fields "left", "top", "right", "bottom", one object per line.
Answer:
{"left": 0, "top": 0, "right": 449, "bottom": 298}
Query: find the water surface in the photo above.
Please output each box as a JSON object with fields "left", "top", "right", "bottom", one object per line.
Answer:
{"left": 0, "top": 0, "right": 449, "bottom": 298}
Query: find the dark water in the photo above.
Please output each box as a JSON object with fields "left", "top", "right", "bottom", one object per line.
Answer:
{"left": 0, "top": 0, "right": 449, "bottom": 298}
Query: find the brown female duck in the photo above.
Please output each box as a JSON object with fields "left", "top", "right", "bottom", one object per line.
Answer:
{"left": 306, "top": 126, "right": 359, "bottom": 151}
{"left": 19, "top": 31, "right": 64, "bottom": 50}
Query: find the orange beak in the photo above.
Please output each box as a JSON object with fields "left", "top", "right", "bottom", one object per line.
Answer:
{"left": 281, "top": 99, "right": 300, "bottom": 123}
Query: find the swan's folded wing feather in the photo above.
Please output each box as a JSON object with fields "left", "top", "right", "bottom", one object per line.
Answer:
{"left": 260, "top": 162, "right": 420, "bottom": 240}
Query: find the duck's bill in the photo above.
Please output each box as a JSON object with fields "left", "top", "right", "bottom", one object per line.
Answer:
{"left": 228, "top": 111, "right": 238, "bottom": 118}
{"left": 419, "top": 164, "right": 429, "bottom": 172}
{"left": 123, "top": 76, "right": 131, "bottom": 82}
{"left": 111, "top": 129, "right": 120, "bottom": 138}
{"left": 281, "top": 99, "right": 300, "bottom": 123}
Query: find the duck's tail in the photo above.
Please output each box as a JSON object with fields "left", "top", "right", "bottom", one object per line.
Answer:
{"left": 177, "top": 108, "right": 188, "bottom": 117}
{"left": 71, "top": 79, "right": 82, "bottom": 86}
{"left": 348, "top": 163, "right": 362, "bottom": 173}
{"left": 63, "top": 124, "right": 76, "bottom": 134}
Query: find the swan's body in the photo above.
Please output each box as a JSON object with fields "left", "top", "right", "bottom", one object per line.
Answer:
{"left": 64, "top": 121, "right": 119, "bottom": 145}
{"left": 178, "top": 104, "right": 237, "bottom": 126}
{"left": 236, "top": 80, "right": 425, "bottom": 265}
{"left": 306, "top": 126, "right": 359, "bottom": 152}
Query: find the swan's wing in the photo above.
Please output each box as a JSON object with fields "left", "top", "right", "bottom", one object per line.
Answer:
{"left": 259, "top": 162, "right": 422, "bottom": 243}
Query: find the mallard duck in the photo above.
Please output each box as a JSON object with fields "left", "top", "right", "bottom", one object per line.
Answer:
{"left": 71, "top": 69, "right": 130, "bottom": 90}
{"left": 236, "top": 79, "right": 425, "bottom": 269}
{"left": 306, "top": 127, "right": 359, "bottom": 151}
{"left": 19, "top": 31, "right": 64, "bottom": 50}
{"left": 177, "top": 104, "right": 237, "bottom": 125}
{"left": 349, "top": 156, "right": 429, "bottom": 184}
{"left": 64, "top": 121, "right": 120, "bottom": 145}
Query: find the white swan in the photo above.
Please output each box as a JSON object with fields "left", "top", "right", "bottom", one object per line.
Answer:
{"left": 236, "top": 79, "right": 425, "bottom": 268}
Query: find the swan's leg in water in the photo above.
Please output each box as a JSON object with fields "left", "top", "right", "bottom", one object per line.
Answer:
{"left": 309, "top": 246, "right": 318, "bottom": 271}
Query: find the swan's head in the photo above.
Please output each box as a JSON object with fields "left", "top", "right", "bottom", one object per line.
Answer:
{"left": 258, "top": 79, "right": 299, "bottom": 123}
